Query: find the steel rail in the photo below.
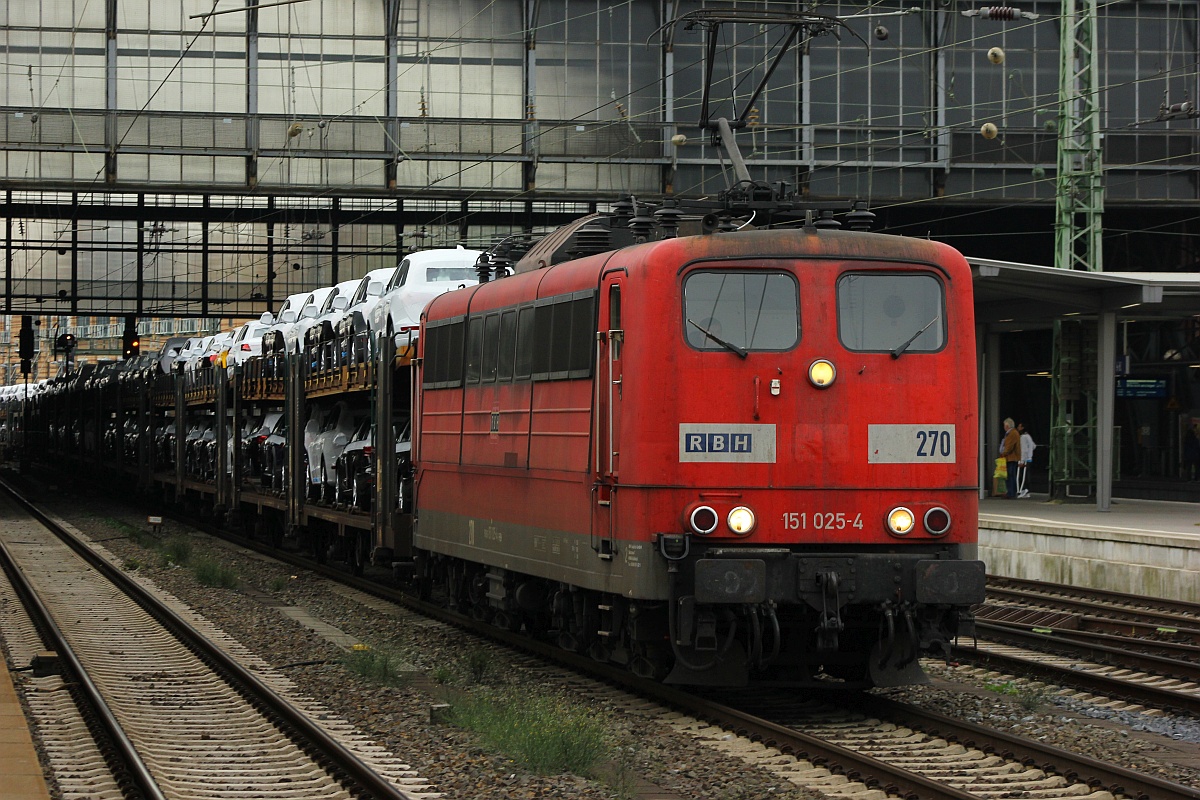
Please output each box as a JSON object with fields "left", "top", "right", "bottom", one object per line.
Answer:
{"left": 862, "top": 696, "right": 1200, "bottom": 800}
{"left": 955, "top": 632, "right": 1200, "bottom": 717}
{"left": 977, "top": 601, "right": 1200, "bottom": 644}
{"left": 987, "top": 575, "right": 1200, "bottom": 624}
{"left": 0, "top": 534, "right": 166, "bottom": 800}
{"left": 985, "top": 585, "right": 1200, "bottom": 633}
{"left": 0, "top": 476, "right": 412, "bottom": 800}
{"left": 979, "top": 616, "right": 1200, "bottom": 665}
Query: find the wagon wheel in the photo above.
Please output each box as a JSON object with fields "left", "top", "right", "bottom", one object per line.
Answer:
{"left": 349, "top": 530, "right": 370, "bottom": 576}
{"left": 311, "top": 528, "right": 326, "bottom": 563}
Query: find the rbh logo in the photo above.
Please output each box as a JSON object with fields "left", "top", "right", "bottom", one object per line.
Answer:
{"left": 679, "top": 423, "right": 775, "bottom": 463}
{"left": 685, "top": 433, "right": 753, "bottom": 453}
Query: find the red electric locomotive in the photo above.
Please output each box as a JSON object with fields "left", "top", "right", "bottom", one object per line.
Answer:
{"left": 412, "top": 215, "right": 984, "bottom": 687}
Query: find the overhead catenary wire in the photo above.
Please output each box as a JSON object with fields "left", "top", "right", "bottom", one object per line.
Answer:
{"left": 5, "top": 2, "right": 1200, "bottom": 318}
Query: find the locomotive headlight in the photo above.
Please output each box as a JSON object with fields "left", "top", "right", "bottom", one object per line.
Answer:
{"left": 924, "top": 507, "right": 952, "bottom": 536}
{"left": 886, "top": 506, "right": 915, "bottom": 536}
{"left": 808, "top": 359, "right": 836, "bottom": 388}
{"left": 689, "top": 505, "right": 719, "bottom": 535}
{"left": 727, "top": 506, "right": 756, "bottom": 535}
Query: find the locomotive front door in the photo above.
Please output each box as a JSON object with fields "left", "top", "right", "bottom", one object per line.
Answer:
{"left": 592, "top": 274, "right": 624, "bottom": 559}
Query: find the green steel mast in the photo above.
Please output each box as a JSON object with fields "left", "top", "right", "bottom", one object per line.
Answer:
{"left": 1055, "top": 0, "right": 1104, "bottom": 273}
{"left": 1051, "top": 0, "right": 1105, "bottom": 499}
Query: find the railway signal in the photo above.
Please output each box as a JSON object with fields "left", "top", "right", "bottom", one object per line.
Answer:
{"left": 19, "top": 315, "right": 34, "bottom": 375}
{"left": 122, "top": 316, "right": 139, "bottom": 359}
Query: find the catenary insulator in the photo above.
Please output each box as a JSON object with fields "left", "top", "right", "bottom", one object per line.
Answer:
{"left": 980, "top": 7, "right": 1017, "bottom": 20}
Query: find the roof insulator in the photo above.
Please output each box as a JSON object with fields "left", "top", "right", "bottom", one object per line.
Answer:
{"left": 814, "top": 209, "right": 841, "bottom": 230}
{"left": 845, "top": 202, "right": 876, "bottom": 232}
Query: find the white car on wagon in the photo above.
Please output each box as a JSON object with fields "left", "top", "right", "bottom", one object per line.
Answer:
{"left": 368, "top": 247, "right": 483, "bottom": 348}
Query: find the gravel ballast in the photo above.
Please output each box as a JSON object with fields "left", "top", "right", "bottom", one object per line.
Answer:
{"left": 11, "top": 484, "right": 1200, "bottom": 798}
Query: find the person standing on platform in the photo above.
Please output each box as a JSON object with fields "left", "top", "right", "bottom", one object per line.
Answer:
{"left": 1016, "top": 422, "right": 1036, "bottom": 498}
{"left": 1001, "top": 418, "right": 1020, "bottom": 499}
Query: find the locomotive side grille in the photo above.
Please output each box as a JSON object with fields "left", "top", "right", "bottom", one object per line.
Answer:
{"left": 567, "top": 228, "right": 612, "bottom": 259}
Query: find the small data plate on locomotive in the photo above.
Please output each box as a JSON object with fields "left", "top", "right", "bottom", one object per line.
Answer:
{"left": 868, "top": 424, "right": 955, "bottom": 464}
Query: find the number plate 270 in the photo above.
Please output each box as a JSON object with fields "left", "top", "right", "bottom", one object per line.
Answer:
{"left": 867, "top": 424, "right": 955, "bottom": 464}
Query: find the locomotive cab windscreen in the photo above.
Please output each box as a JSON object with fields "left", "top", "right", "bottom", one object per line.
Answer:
{"left": 683, "top": 271, "right": 800, "bottom": 354}
{"left": 837, "top": 273, "right": 945, "bottom": 356}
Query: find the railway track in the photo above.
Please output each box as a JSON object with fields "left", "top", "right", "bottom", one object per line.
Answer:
{"left": 128, "top": 495, "right": 1200, "bottom": 800}
{"left": 0, "top": 479, "right": 429, "bottom": 800}
{"left": 704, "top": 689, "right": 1200, "bottom": 800}
{"left": 10, "top": 471, "right": 1198, "bottom": 799}
{"left": 985, "top": 576, "right": 1200, "bottom": 624}
{"left": 0, "top": 536, "right": 128, "bottom": 799}
{"left": 961, "top": 575, "right": 1200, "bottom": 715}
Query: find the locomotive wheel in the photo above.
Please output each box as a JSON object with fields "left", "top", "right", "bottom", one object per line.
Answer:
{"left": 629, "top": 642, "right": 672, "bottom": 681}
{"left": 466, "top": 570, "right": 493, "bottom": 622}
{"left": 492, "top": 610, "right": 522, "bottom": 632}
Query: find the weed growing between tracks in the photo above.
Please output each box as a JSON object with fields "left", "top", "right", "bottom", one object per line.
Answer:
{"left": 341, "top": 646, "right": 411, "bottom": 687}
{"left": 192, "top": 557, "right": 239, "bottom": 588}
{"left": 984, "top": 679, "right": 1050, "bottom": 711}
{"left": 106, "top": 516, "right": 155, "bottom": 547}
{"left": 160, "top": 536, "right": 193, "bottom": 567}
{"left": 112, "top": 522, "right": 238, "bottom": 587}
{"left": 463, "top": 647, "right": 490, "bottom": 683}
{"left": 342, "top": 641, "right": 609, "bottom": 777}
{"left": 446, "top": 687, "right": 609, "bottom": 776}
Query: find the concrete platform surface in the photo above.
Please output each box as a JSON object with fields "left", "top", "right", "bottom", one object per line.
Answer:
{"left": 0, "top": 655, "right": 52, "bottom": 800}
{"left": 978, "top": 494, "right": 1200, "bottom": 603}
{"left": 981, "top": 494, "right": 1200, "bottom": 538}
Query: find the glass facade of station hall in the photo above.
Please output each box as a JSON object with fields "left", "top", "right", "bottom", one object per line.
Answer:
{"left": 1, "top": 0, "right": 1198, "bottom": 318}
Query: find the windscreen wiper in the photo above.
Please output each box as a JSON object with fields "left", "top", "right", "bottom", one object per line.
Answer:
{"left": 890, "top": 314, "right": 939, "bottom": 359}
{"left": 688, "top": 318, "right": 748, "bottom": 359}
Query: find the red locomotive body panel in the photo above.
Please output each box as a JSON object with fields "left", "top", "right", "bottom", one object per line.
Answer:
{"left": 414, "top": 226, "right": 984, "bottom": 686}
{"left": 614, "top": 230, "right": 978, "bottom": 549}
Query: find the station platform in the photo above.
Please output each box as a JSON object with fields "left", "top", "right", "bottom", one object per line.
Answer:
{"left": 0, "top": 654, "right": 52, "bottom": 800}
{"left": 979, "top": 494, "right": 1200, "bottom": 604}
